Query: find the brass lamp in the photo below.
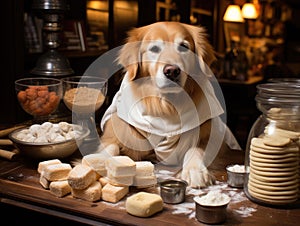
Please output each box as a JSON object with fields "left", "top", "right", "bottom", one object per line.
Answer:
{"left": 223, "top": 3, "right": 244, "bottom": 23}
{"left": 242, "top": 2, "right": 258, "bottom": 19}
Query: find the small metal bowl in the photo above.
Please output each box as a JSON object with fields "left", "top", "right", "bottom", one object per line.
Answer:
{"left": 9, "top": 125, "right": 89, "bottom": 160}
{"left": 159, "top": 179, "right": 187, "bottom": 204}
{"left": 226, "top": 164, "right": 247, "bottom": 188}
{"left": 194, "top": 193, "right": 230, "bottom": 224}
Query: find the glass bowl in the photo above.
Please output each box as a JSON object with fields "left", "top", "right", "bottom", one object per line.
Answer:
{"left": 62, "top": 76, "right": 107, "bottom": 115}
{"left": 62, "top": 76, "right": 107, "bottom": 142}
{"left": 15, "top": 77, "right": 63, "bottom": 119}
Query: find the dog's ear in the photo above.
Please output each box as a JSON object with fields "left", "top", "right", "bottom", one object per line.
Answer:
{"left": 117, "top": 26, "right": 147, "bottom": 80}
{"left": 183, "top": 24, "right": 216, "bottom": 67}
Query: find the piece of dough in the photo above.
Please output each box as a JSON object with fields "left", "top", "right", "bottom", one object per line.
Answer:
{"left": 106, "top": 172, "right": 134, "bottom": 186}
{"left": 68, "top": 164, "right": 97, "bottom": 189}
{"left": 39, "top": 174, "right": 50, "bottom": 189}
{"left": 50, "top": 180, "right": 71, "bottom": 197}
{"left": 82, "top": 153, "right": 108, "bottom": 177}
{"left": 41, "top": 163, "right": 72, "bottom": 181}
{"left": 125, "top": 192, "right": 163, "bottom": 217}
{"left": 105, "top": 156, "right": 136, "bottom": 177}
{"left": 101, "top": 183, "right": 129, "bottom": 203}
{"left": 37, "top": 159, "right": 62, "bottom": 173}
{"left": 135, "top": 161, "right": 155, "bottom": 176}
{"left": 133, "top": 175, "right": 157, "bottom": 188}
{"left": 71, "top": 181, "right": 102, "bottom": 202}
{"left": 99, "top": 176, "right": 109, "bottom": 187}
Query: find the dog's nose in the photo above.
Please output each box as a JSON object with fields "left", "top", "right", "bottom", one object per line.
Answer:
{"left": 163, "top": 64, "right": 181, "bottom": 81}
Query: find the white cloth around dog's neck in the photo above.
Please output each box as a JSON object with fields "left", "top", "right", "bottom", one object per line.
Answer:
{"left": 101, "top": 72, "right": 224, "bottom": 137}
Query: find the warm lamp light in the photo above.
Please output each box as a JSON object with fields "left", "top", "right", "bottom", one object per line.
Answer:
{"left": 242, "top": 3, "right": 258, "bottom": 19}
{"left": 223, "top": 5, "right": 245, "bottom": 22}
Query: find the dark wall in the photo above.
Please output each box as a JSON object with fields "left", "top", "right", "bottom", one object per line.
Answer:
{"left": 0, "top": 0, "right": 27, "bottom": 125}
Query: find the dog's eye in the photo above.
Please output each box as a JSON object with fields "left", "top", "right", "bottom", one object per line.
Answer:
{"left": 178, "top": 42, "right": 189, "bottom": 52}
{"left": 149, "top": 45, "right": 161, "bottom": 53}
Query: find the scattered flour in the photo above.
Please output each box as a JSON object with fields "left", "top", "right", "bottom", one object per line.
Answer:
{"left": 156, "top": 169, "right": 176, "bottom": 181}
{"left": 155, "top": 169, "right": 256, "bottom": 219}
{"left": 186, "top": 188, "right": 206, "bottom": 196}
{"left": 228, "top": 190, "right": 248, "bottom": 203}
{"left": 102, "top": 200, "right": 125, "bottom": 209}
{"left": 234, "top": 206, "right": 257, "bottom": 217}
{"left": 171, "top": 202, "right": 194, "bottom": 215}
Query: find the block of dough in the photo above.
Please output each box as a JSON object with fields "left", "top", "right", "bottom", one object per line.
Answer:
{"left": 133, "top": 175, "right": 157, "bottom": 188}
{"left": 39, "top": 174, "right": 50, "bottom": 189}
{"left": 42, "top": 163, "right": 72, "bottom": 181}
{"left": 135, "top": 161, "right": 155, "bottom": 176}
{"left": 38, "top": 159, "right": 62, "bottom": 173}
{"left": 107, "top": 172, "right": 133, "bottom": 186}
{"left": 105, "top": 156, "right": 136, "bottom": 177}
{"left": 99, "top": 177, "right": 109, "bottom": 187}
{"left": 82, "top": 153, "right": 107, "bottom": 177}
{"left": 125, "top": 192, "right": 163, "bottom": 217}
{"left": 50, "top": 180, "right": 71, "bottom": 197}
{"left": 101, "top": 183, "right": 129, "bottom": 203}
{"left": 68, "top": 164, "right": 97, "bottom": 189}
{"left": 71, "top": 181, "right": 102, "bottom": 202}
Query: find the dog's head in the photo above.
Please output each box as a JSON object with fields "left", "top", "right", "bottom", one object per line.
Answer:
{"left": 117, "top": 21, "right": 216, "bottom": 94}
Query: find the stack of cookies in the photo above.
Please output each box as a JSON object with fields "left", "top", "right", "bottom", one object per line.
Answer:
{"left": 247, "top": 127, "right": 300, "bottom": 205}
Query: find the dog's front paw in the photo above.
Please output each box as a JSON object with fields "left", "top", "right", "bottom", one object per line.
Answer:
{"left": 97, "top": 143, "right": 120, "bottom": 156}
{"left": 180, "top": 147, "right": 215, "bottom": 188}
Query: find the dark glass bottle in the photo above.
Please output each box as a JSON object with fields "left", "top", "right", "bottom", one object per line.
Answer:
{"left": 224, "top": 40, "right": 249, "bottom": 81}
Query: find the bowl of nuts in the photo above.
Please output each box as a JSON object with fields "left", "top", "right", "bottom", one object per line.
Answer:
{"left": 9, "top": 121, "right": 89, "bottom": 159}
{"left": 15, "top": 77, "right": 62, "bottom": 120}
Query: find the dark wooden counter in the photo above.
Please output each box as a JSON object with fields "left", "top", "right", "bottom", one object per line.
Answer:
{"left": 0, "top": 148, "right": 299, "bottom": 226}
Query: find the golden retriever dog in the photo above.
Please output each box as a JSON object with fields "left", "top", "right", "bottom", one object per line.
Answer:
{"left": 98, "top": 21, "right": 240, "bottom": 188}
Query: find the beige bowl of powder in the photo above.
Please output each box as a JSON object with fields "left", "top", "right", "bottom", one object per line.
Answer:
{"left": 62, "top": 76, "right": 107, "bottom": 114}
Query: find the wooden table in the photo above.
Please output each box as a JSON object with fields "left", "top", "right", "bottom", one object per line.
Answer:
{"left": 0, "top": 147, "right": 299, "bottom": 226}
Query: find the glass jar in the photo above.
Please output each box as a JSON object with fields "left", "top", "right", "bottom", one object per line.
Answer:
{"left": 244, "top": 82, "right": 300, "bottom": 207}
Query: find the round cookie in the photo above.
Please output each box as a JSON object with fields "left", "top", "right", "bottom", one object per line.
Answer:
{"left": 250, "top": 154, "right": 297, "bottom": 164}
{"left": 249, "top": 162, "right": 299, "bottom": 172}
{"left": 248, "top": 184, "right": 298, "bottom": 200}
{"left": 250, "top": 150, "right": 298, "bottom": 159}
{"left": 262, "top": 135, "right": 291, "bottom": 147}
{"left": 248, "top": 187, "right": 298, "bottom": 205}
{"left": 250, "top": 167, "right": 297, "bottom": 177}
{"left": 248, "top": 178, "right": 298, "bottom": 191}
{"left": 250, "top": 160, "right": 299, "bottom": 169}
{"left": 251, "top": 137, "right": 284, "bottom": 150}
{"left": 249, "top": 174, "right": 298, "bottom": 187}
{"left": 250, "top": 144, "right": 299, "bottom": 154}
{"left": 251, "top": 137, "right": 299, "bottom": 150}
{"left": 264, "top": 126, "right": 300, "bottom": 140}
{"left": 249, "top": 171, "right": 298, "bottom": 182}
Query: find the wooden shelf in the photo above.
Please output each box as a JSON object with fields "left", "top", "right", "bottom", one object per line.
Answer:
{"left": 61, "top": 49, "right": 107, "bottom": 58}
